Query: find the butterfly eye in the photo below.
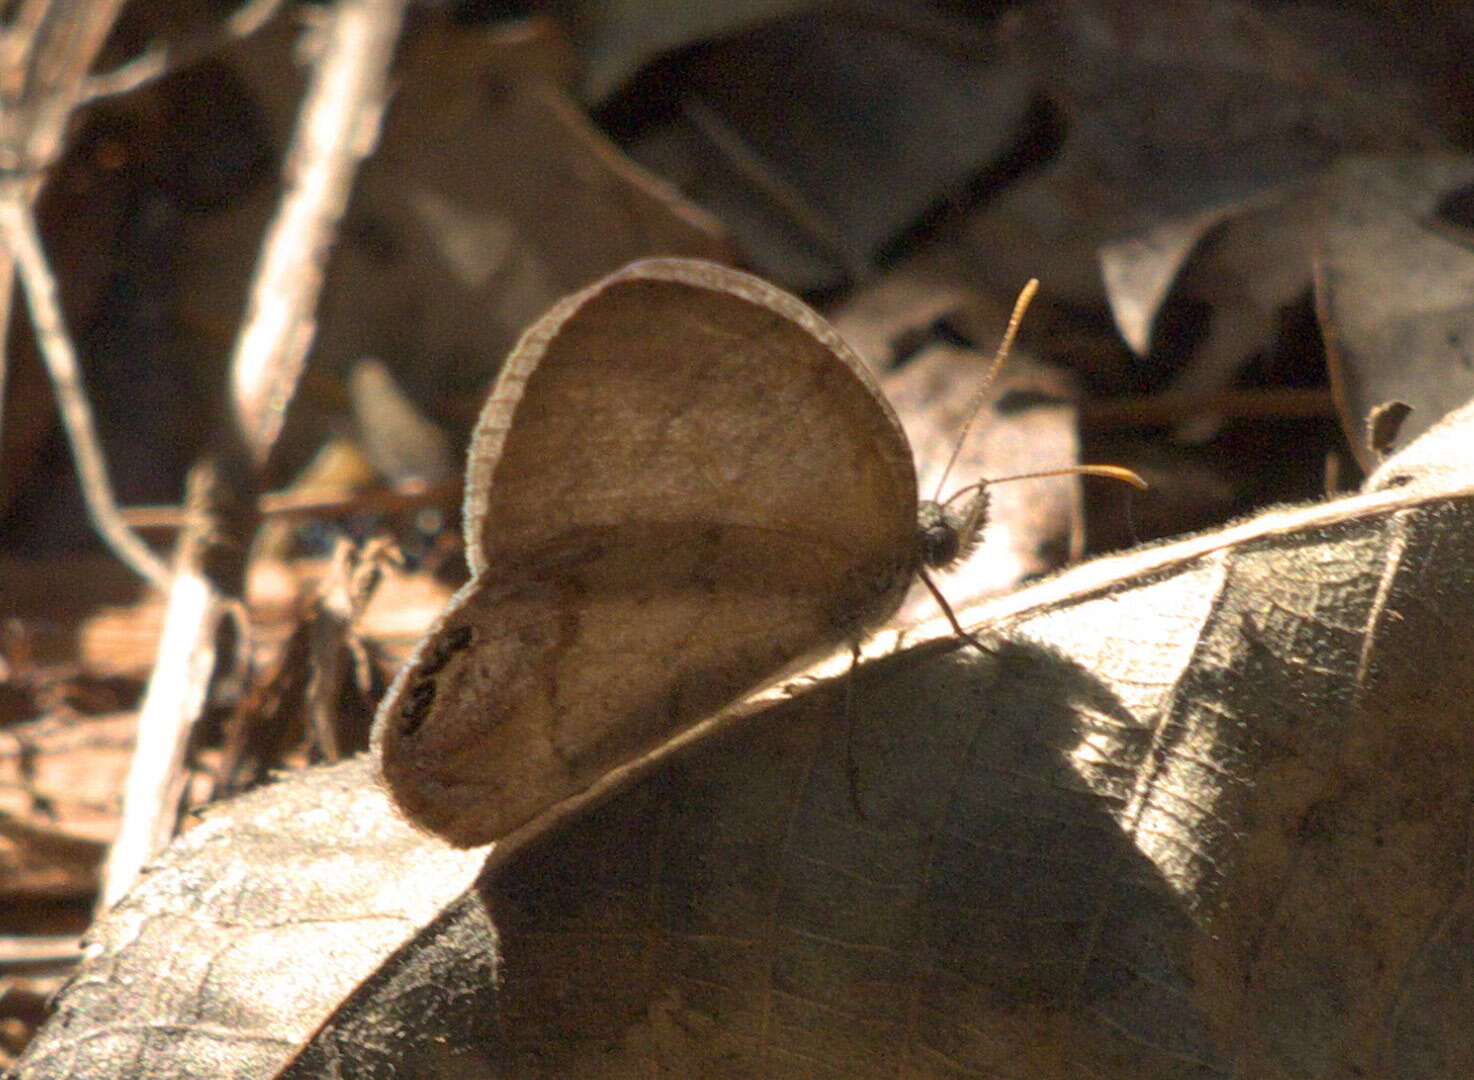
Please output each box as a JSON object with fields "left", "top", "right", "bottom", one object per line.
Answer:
{"left": 916, "top": 501, "right": 961, "bottom": 568}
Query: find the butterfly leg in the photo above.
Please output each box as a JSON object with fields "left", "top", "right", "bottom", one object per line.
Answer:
{"left": 917, "top": 567, "right": 993, "bottom": 655}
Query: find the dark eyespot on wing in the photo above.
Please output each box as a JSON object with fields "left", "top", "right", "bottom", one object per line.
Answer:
{"left": 399, "top": 680, "right": 437, "bottom": 737}
{"left": 420, "top": 624, "right": 475, "bottom": 676}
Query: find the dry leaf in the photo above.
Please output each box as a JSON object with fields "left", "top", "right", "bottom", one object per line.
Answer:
{"left": 12, "top": 760, "right": 491, "bottom": 1079}
{"left": 483, "top": 395, "right": 1474, "bottom": 1077}
{"left": 564, "top": 0, "right": 818, "bottom": 103}
{"left": 18, "top": 388, "right": 1474, "bottom": 1076}
{"left": 617, "top": 10, "right": 1031, "bottom": 293}
{"left": 966, "top": 0, "right": 1450, "bottom": 381}
{"left": 312, "top": 17, "right": 733, "bottom": 409}
{"left": 1315, "top": 154, "right": 1474, "bottom": 468}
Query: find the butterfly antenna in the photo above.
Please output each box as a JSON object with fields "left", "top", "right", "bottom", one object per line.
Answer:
{"left": 970, "top": 463, "right": 1149, "bottom": 493}
{"left": 932, "top": 278, "right": 1040, "bottom": 502}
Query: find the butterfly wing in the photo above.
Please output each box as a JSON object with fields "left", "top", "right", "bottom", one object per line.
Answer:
{"left": 373, "top": 259, "right": 917, "bottom": 846}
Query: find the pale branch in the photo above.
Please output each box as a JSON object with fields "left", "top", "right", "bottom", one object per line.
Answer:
{"left": 230, "top": 0, "right": 408, "bottom": 465}
{"left": 99, "top": 559, "right": 219, "bottom": 908}
{"left": 0, "top": 0, "right": 130, "bottom": 170}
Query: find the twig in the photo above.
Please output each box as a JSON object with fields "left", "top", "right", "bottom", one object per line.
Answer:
{"left": 0, "top": 247, "right": 13, "bottom": 450}
{"left": 0, "top": 190, "right": 171, "bottom": 587}
{"left": 120, "top": 477, "right": 460, "bottom": 530}
{"left": 231, "top": 0, "right": 408, "bottom": 464}
{"left": 0, "top": 0, "right": 129, "bottom": 171}
{"left": 0, "top": 935, "right": 83, "bottom": 968}
{"left": 102, "top": 0, "right": 409, "bottom": 908}
{"left": 81, "top": 0, "right": 288, "bottom": 102}
{"left": 0, "top": 0, "right": 169, "bottom": 585}
{"left": 101, "top": 469, "right": 225, "bottom": 910}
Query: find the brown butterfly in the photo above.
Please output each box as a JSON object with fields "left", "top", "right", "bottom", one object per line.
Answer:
{"left": 372, "top": 258, "right": 1133, "bottom": 846}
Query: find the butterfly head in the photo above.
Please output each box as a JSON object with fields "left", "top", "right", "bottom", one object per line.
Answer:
{"left": 916, "top": 486, "right": 989, "bottom": 571}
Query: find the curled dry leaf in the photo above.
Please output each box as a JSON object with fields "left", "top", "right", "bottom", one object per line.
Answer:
{"left": 311, "top": 17, "right": 733, "bottom": 406}
{"left": 1315, "top": 154, "right": 1474, "bottom": 469}
{"left": 17, "top": 392, "right": 1474, "bottom": 1076}
{"left": 971, "top": 0, "right": 1449, "bottom": 377}
{"left": 619, "top": 10, "right": 1032, "bottom": 294}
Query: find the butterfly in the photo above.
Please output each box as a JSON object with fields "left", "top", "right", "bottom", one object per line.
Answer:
{"left": 371, "top": 258, "right": 1122, "bottom": 846}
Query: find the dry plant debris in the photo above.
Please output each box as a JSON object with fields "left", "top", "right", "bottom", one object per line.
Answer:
{"left": 2, "top": 0, "right": 1474, "bottom": 1076}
